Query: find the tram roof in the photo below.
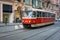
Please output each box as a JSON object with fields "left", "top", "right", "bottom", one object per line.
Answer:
{"left": 23, "top": 8, "right": 55, "bottom": 14}
{"left": 31, "top": 8, "right": 55, "bottom": 14}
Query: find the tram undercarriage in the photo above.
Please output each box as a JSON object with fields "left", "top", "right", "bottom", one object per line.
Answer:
{"left": 23, "top": 22, "right": 54, "bottom": 28}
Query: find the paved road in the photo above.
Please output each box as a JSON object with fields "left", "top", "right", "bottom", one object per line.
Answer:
{"left": 0, "top": 22, "right": 60, "bottom": 40}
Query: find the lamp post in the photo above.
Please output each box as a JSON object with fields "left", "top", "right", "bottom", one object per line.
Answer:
{"left": 58, "top": 0, "right": 60, "bottom": 19}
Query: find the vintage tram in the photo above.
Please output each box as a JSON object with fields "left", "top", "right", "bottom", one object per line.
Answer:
{"left": 22, "top": 8, "right": 55, "bottom": 28}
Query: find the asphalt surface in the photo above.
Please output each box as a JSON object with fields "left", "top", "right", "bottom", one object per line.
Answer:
{"left": 0, "top": 22, "right": 60, "bottom": 40}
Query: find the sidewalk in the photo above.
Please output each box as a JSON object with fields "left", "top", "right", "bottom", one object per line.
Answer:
{"left": 0, "top": 23, "right": 24, "bottom": 37}
{"left": 0, "top": 23, "right": 22, "bottom": 27}
{"left": 0, "top": 23, "right": 24, "bottom": 33}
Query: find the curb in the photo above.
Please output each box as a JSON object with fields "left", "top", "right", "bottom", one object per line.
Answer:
{"left": 0, "top": 24, "right": 24, "bottom": 33}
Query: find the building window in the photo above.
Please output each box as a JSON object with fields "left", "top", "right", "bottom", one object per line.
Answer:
{"left": 42, "top": 2, "right": 45, "bottom": 8}
{"left": 3, "top": 4, "right": 12, "bottom": 13}
{"left": 49, "top": 4, "right": 53, "bottom": 10}
{"left": 25, "top": 0, "right": 30, "bottom": 4}
{"left": 9, "top": 0, "right": 13, "bottom": 2}
{"left": 23, "top": 0, "right": 25, "bottom": 2}
{"left": 38, "top": 1, "right": 42, "bottom": 8}
{"left": 17, "top": 0, "right": 21, "bottom": 2}
{"left": 56, "top": 5, "right": 59, "bottom": 9}
{"left": 32, "top": 0, "right": 36, "bottom": 6}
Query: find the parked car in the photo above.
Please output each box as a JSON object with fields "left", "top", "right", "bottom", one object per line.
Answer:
{"left": 56, "top": 19, "right": 60, "bottom": 21}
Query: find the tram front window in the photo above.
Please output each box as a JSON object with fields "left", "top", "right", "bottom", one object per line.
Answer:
{"left": 22, "top": 11, "right": 36, "bottom": 18}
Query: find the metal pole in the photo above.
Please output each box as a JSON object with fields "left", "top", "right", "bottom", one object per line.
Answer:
{"left": 57, "top": 0, "right": 60, "bottom": 19}
{"left": 59, "top": 0, "right": 60, "bottom": 18}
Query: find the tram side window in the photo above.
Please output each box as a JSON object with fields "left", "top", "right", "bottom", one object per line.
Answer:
{"left": 42, "top": 12, "right": 46, "bottom": 17}
{"left": 37, "top": 11, "right": 41, "bottom": 17}
{"left": 50, "top": 13, "right": 52, "bottom": 17}
{"left": 37, "top": 11, "right": 40, "bottom": 17}
{"left": 47, "top": 13, "right": 51, "bottom": 17}
{"left": 40, "top": 12, "right": 42, "bottom": 17}
{"left": 45, "top": 13, "right": 48, "bottom": 17}
{"left": 44, "top": 12, "right": 48, "bottom": 17}
{"left": 47, "top": 13, "right": 49, "bottom": 17}
{"left": 51, "top": 13, "right": 53, "bottom": 17}
{"left": 32, "top": 11, "right": 36, "bottom": 17}
{"left": 53, "top": 14, "right": 55, "bottom": 17}
{"left": 51, "top": 14, "right": 55, "bottom": 17}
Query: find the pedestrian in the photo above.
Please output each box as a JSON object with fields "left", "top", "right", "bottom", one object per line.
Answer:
{"left": 5, "top": 16, "right": 8, "bottom": 25}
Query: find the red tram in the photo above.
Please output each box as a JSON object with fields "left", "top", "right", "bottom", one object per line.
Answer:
{"left": 22, "top": 8, "right": 55, "bottom": 28}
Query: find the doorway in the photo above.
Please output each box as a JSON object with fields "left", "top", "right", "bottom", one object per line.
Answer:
{"left": 3, "top": 14, "right": 10, "bottom": 23}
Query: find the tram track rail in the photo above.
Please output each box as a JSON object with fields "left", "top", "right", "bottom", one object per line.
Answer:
{"left": 0, "top": 28, "right": 31, "bottom": 38}
{"left": 0, "top": 25, "right": 58, "bottom": 39}
{"left": 45, "top": 28, "right": 60, "bottom": 40}
{"left": 23, "top": 27, "right": 60, "bottom": 40}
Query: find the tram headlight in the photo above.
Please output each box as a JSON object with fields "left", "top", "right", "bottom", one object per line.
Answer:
{"left": 22, "top": 20, "right": 24, "bottom": 22}
{"left": 29, "top": 21, "right": 31, "bottom": 23}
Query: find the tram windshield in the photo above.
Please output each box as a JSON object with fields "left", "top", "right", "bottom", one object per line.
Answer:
{"left": 22, "top": 11, "right": 36, "bottom": 18}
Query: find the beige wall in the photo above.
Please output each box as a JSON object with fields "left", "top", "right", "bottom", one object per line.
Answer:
{"left": 0, "top": 1, "right": 14, "bottom": 23}
{"left": 0, "top": 3, "right": 3, "bottom": 23}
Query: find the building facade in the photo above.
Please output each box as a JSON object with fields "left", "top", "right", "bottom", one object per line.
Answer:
{"left": 58, "top": 0, "right": 60, "bottom": 19}
{"left": 0, "top": 0, "right": 14, "bottom": 23}
{"left": 50, "top": 0, "right": 59, "bottom": 19}
{"left": 0, "top": 0, "right": 59, "bottom": 23}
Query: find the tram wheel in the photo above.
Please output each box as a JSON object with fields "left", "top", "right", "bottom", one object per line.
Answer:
{"left": 23, "top": 24, "right": 31, "bottom": 28}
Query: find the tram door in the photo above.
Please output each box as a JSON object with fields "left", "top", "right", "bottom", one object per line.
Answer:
{"left": 3, "top": 14, "right": 9, "bottom": 23}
